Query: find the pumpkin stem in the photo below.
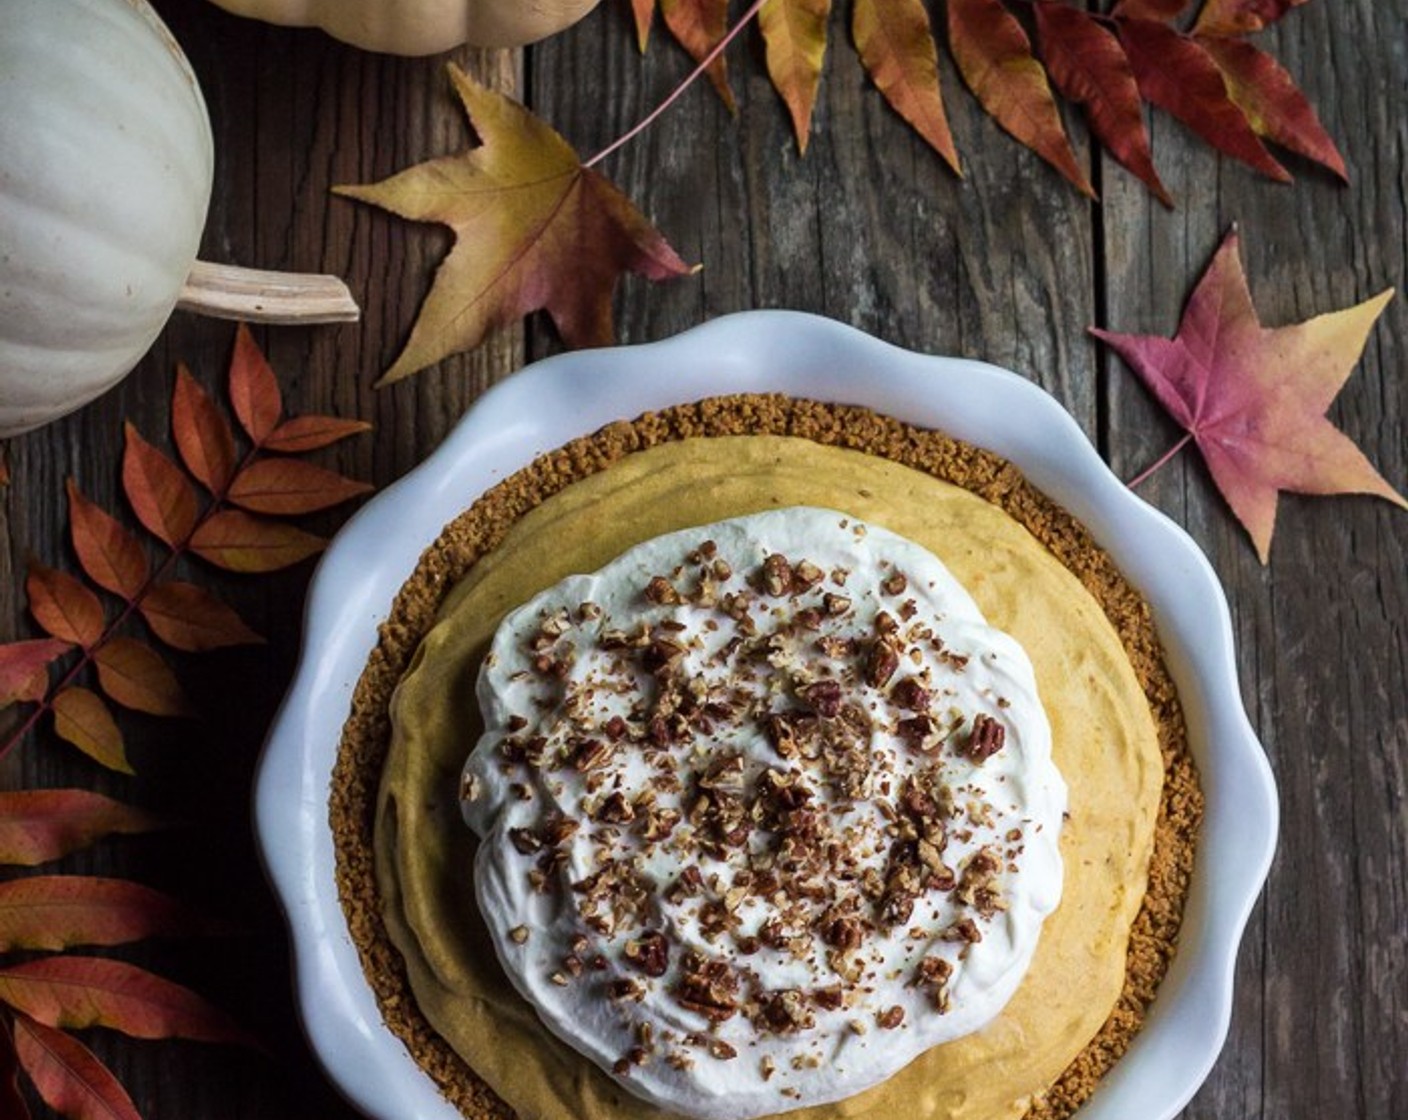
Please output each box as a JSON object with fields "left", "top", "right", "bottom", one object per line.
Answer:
{"left": 177, "top": 261, "right": 360, "bottom": 325}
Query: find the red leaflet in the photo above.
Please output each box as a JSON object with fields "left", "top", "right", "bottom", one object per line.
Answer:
{"left": 759, "top": 0, "right": 832, "bottom": 153}
{"left": 91, "top": 640, "right": 190, "bottom": 719}
{"left": 189, "top": 510, "right": 325, "bottom": 573}
{"left": 0, "top": 957, "right": 260, "bottom": 1049}
{"left": 228, "top": 324, "right": 282, "bottom": 444}
{"left": 261, "top": 415, "right": 372, "bottom": 454}
{"left": 27, "top": 564, "right": 105, "bottom": 648}
{"left": 1194, "top": 0, "right": 1308, "bottom": 37}
{"left": 0, "top": 877, "right": 219, "bottom": 952}
{"left": 0, "top": 640, "right": 73, "bottom": 708}
{"left": 632, "top": 0, "right": 654, "bottom": 50}
{"left": 1035, "top": 3, "right": 1171, "bottom": 206}
{"left": 1198, "top": 36, "right": 1346, "bottom": 180}
{"left": 227, "top": 459, "right": 374, "bottom": 516}
{"left": 51, "top": 688, "right": 130, "bottom": 774}
{"left": 1, "top": 1015, "right": 28, "bottom": 1120}
{"left": 948, "top": 0, "right": 1093, "bottom": 197}
{"left": 139, "top": 582, "right": 263, "bottom": 652}
{"left": 122, "top": 424, "right": 199, "bottom": 548}
{"left": 13, "top": 1014, "right": 138, "bottom": 1120}
{"left": 1111, "top": 0, "right": 1190, "bottom": 18}
{"left": 660, "top": 0, "right": 737, "bottom": 111}
{"left": 172, "top": 364, "right": 237, "bottom": 494}
{"left": 0, "top": 791, "right": 161, "bottom": 867}
{"left": 66, "top": 483, "right": 147, "bottom": 602}
{"left": 1118, "top": 17, "right": 1289, "bottom": 181}
{"left": 852, "top": 0, "right": 960, "bottom": 174}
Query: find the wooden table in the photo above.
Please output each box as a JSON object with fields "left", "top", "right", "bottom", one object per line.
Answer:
{"left": 3, "top": 2, "right": 1403, "bottom": 1118}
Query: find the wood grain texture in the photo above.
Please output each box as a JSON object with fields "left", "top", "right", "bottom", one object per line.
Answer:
{"left": 1, "top": 1, "right": 1403, "bottom": 1118}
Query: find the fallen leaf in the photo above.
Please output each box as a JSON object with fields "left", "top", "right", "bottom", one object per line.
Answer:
{"left": 139, "top": 583, "right": 263, "bottom": 652}
{"left": 1092, "top": 227, "right": 1403, "bottom": 562}
{"left": 261, "top": 415, "right": 371, "bottom": 454}
{"left": 92, "top": 639, "right": 191, "bottom": 719}
{"left": 947, "top": 0, "right": 1093, "bottom": 196}
{"left": 189, "top": 511, "right": 325, "bottom": 573}
{"left": 1118, "top": 17, "right": 1289, "bottom": 182}
{"left": 0, "top": 957, "right": 260, "bottom": 1049}
{"left": 122, "top": 424, "right": 200, "bottom": 550}
{"left": 51, "top": 689, "right": 130, "bottom": 775}
{"left": 0, "top": 791, "right": 161, "bottom": 867}
{"left": 0, "top": 1016, "right": 28, "bottom": 1120}
{"left": 1194, "top": 0, "right": 1309, "bottom": 37}
{"left": 227, "top": 459, "right": 374, "bottom": 516}
{"left": 660, "top": 0, "right": 736, "bottom": 110}
{"left": 27, "top": 564, "right": 105, "bottom": 649}
{"left": 335, "top": 66, "right": 692, "bottom": 384}
{"left": 1111, "top": 0, "right": 1189, "bottom": 18}
{"left": 1198, "top": 35, "right": 1346, "bottom": 179}
{"left": 852, "top": 0, "right": 960, "bottom": 174}
{"left": 172, "top": 364, "right": 238, "bottom": 495}
{"left": 13, "top": 1013, "right": 137, "bottom": 1120}
{"left": 631, "top": 0, "right": 654, "bottom": 50}
{"left": 1034, "top": 3, "right": 1170, "bottom": 206}
{"left": 0, "top": 877, "right": 220, "bottom": 952}
{"left": 66, "top": 483, "right": 148, "bottom": 602}
{"left": 0, "top": 639, "right": 73, "bottom": 709}
{"left": 759, "top": 0, "right": 831, "bottom": 153}
{"left": 229, "top": 324, "right": 282, "bottom": 444}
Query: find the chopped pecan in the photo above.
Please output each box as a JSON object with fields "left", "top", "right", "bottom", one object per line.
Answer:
{"left": 624, "top": 931, "right": 670, "bottom": 978}
{"left": 966, "top": 713, "right": 1006, "bottom": 761}
{"left": 801, "top": 679, "right": 843, "bottom": 719}
{"left": 644, "top": 576, "right": 682, "bottom": 605}
{"left": 896, "top": 714, "right": 937, "bottom": 751}
{"left": 792, "top": 559, "right": 825, "bottom": 591}
{"left": 882, "top": 572, "right": 908, "bottom": 596}
{"left": 823, "top": 916, "right": 865, "bottom": 951}
{"left": 876, "top": 1005, "right": 905, "bottom": 1030}
{"left": 674, "top": 954, "right": 739, "bottom": 1023}
{"left": 762, "top": 553, "right": 794, "bottom": 597}
{"left": 572, "top": 737, "right": 614, "bottom": 772}
{"left": 890, "top": 677, "right": 931, "bottom": 712}
{"left": 866, "top": 639, "right": 901, "bottom": 689}
{"left": 943, "top": 917, "right": 983, "bottom": 944}
{"left": 822, "top": 592, "right": 852, "bottom": 616}
{"left": 758, "top": 989, "right": 816, "bottom": 1035}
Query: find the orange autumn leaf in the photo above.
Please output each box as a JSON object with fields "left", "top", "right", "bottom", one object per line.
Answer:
{"left": 853, "top": 0, "right": 960, "bottom": 175}
{"left": 1111, "top": 0, "right": 1190, "bottom": 18}
{"left": 335, "top": 66, "right": 692, "bottom": 385}
{"left": 27, "top": 565, "right": 105, "bottom": 649}
{"left": 1092, "top": 228, "right": 1403, "bottom": 563}
{"left": 0, "top": 639, "right": 73, "bottom": 709}
{"left": 51, "top": 688, "right": 131, "bottom": 774}
{"left": 0, "top": 877, "right": 221, "bottom": 952}
{"left": 0, "top": 791, "right": 162, "bottom": 867}
{"left": 631, "top": 0, "right": 654, "bottom": 50}
{"left": 139, "top": 582, "right": 263, "bottom": 653}
{"left": 261, "top": 414, "right": 371, "bottom": 454}
{"left": 759, "top": 0, "right": 831, "bottom": 154}
{"left": 172, "top": 364, "right": 238, "bottom": 494}
{"left": 122, "top": 424, "right": 200, "bottom": 549}
{"left": 13, "top": 1013, "right": 138, "bottom": 1120}
{"left": 227, "top": 459, "right": 373, "bottom": 517}
{"left": 66, "top": 483, "right": 147, "bottom": 602}
{"left": 92, "top": 639, "right": 191, "bottom": 719}
{"left": 229, "top": 323, "right": 282, "bottom": 444}
{"left": 947, "top": 0, "right": 1093, "bottom": 197}
{"left": 0, "top": 957, "right": 260, "bottom": 1049}
{"left": 660, "top": 0, "right": 735, "bottom": 110}
{"left": 1194, "top": 0, "right": 1309, "bottom": 37}
{"left": 0, "top": 1017, "right": 27, "bottom": 1120}
{"left": 189, "top": 510, "right": 325, "bottom": 573}
{"left": 1034, "top": 3, "right": 1170, "bottom": 206}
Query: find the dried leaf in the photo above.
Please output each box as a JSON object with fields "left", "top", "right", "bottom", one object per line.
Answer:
{"left": 0, "top": 791, "right": 161, "bottom": 867}
{"left": 92, "top": 639, "right": 191, "bottom": 719}
{"left": 947, "top": 0, "right": 1093, "bottom": 197}
{"left": 759, "top": 0, "right": 831, "bottom": 153}
{"left": 0, "top": 1015, "right": 28, "bottom": 1120}
{"left": 13, "top": 1013, "right": 138, "bottom": 1120}
{"left": 27, "top": 564, "right": 105, "bottom": 649}
{"left": 1092, "top": 228, "right": 1403, "bottom": 563}
{"left": 1034, "top": 3, "right": 1170, "bottom": 206}
{"left": 140, "top": 583, "right": 263, "bottom": 653}
{"left": 1193, "top": 0, "right": 1308, "bottom": 37}
{"left": 229, "top": 324, "right": 282, "bottom": 445}
{"left": 1198, "top": 36, "right": 1346, "bottom": 180}
{"left": 1118, "top": 17, "right": 1289, "bottom": 181}
{"left": 172, "top": 364, "right": 238, "bottom": 494}
{"left": 334, "top": 66, "right": 692, "bottom": 385}
{"left": 0, "top": 957, "right": 260, "bottom": 1049}
{"left": 227, "top": 459, "right": 374, "bottom": 516}
{"left": 189, "top": 510, "right": 325, "bottom": 573}
{"left": 660, "top": 0, "right": 736, "bottom": 110}
{"left": 51, "top": 688, "right": 131, "bottom": 775}
{"left": 852, "top": 0, "right": 960, "bottom": 174}
{"left": 1111, "top": 0, "right": 1190, "bottom": 18}
{"left": 0, "top": 877, "right": 221, "bottom": 952}
{"left": 262, "top": 415, "right": 371, "bottom": 454}
{"left": 122, "top": 423, "right": 199, "bottom": 549}
{"left": 632, "top": 0, "right": 654, "bottom": 50}
{"left": 0, "top": 639, "right": 73, "bottom": 709}
{"left": 66, "top": 483, "right": 147, "bottom": 602}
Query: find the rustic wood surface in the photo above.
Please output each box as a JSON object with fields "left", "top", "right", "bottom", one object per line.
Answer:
{"left": 2, "top": 1, "right": 1403, "bottom": 1118}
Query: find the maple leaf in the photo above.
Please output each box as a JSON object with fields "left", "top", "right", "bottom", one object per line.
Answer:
{"left": 13, "top": 1014, "right": 137, "bottom": 1120}
{"left": 334, "top": 65, "right": 692, "bottom": 385}
{"left": 0, "top": 791, "right": 162, "bottom": 867}
{"left": 759, "top": 0, "right": 831, "bottom": 154}
{"left": 1093, "top": 228, "right": 1404, "bottom": 563}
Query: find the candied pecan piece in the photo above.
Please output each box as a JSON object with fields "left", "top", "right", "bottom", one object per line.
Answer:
{"left": 877, "top": 1005, "right": 905, "bottom": 1030}
{"left": 866, "top": 639, "right": 901, "bottom": 689}
{"left": 644, "top": 576, "right": 682, "bottom": 605}
{"left": 801, "top": 679, "right": 843, "bottom": 719}
{"left": 762, "top": 553, "right": 794, "bottom": 597}
{"left": 890, "top": 677, "right": 931, "bottom": 712}
{"left": 882, "top": 572, "right": 908, "bottom": 596}
{"left": 674, "top": 955, "right": 739, "bottom": 1023}
{"left": 896, "top": 714, "right": 937, "bottom": 751}
{"left": 624, "top": 931, "right": 670, "bottom": 978}
{"left": 823, "top": 916, "right": 865, "bottom": 951}
{"left": 758, "top": 989, "right": 816, "bottom": 1035}
{"left": 966, "top": 713, "right": 1006, "bottom": 761}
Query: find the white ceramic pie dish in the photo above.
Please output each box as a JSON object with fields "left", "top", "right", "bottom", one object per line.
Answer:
{"left": 255, "top": 310, "right": 1278, "bottom": 1120}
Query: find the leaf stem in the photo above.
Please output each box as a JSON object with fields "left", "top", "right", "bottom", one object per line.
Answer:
{"left": 1126, "top": 433, "right": 1193, "bottom": 489}
{"left": 584, "top": 0, "right": 767, "bottom": 169}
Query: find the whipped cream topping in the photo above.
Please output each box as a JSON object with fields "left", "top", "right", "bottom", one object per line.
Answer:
{"left": 460, "top": 508, "right": 1066, "bottom": 1119}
